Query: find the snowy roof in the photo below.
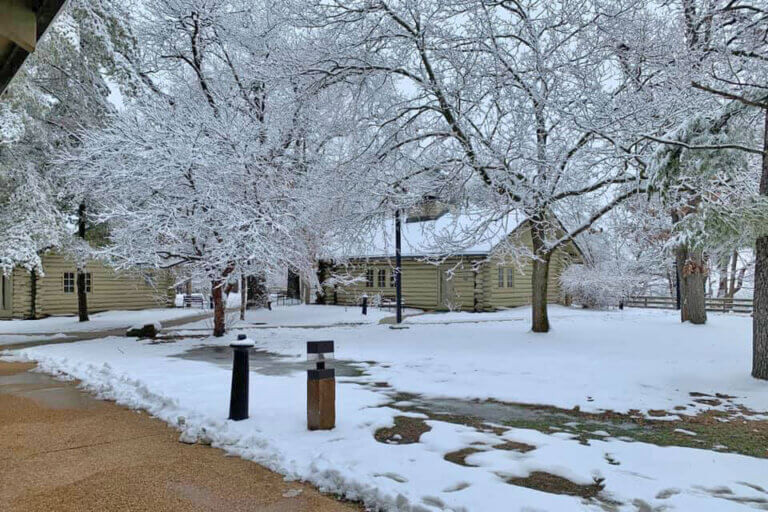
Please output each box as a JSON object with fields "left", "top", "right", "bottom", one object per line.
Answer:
{"left": 336, "top": 210, "right": 526, "bottom": 259}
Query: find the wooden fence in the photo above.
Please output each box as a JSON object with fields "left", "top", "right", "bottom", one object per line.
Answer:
{"left": 626, "top": 296, "right": 753, "bottom": 314}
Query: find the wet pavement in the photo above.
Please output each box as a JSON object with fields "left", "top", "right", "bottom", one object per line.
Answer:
{"left": 175, "top": 345, "right": 366, "bottom": 377}
{"left": 0, "top": 361, "right": 360, "bottom": 512}
{"left": 0, "top": 311, "right": 214, "bottom": 351}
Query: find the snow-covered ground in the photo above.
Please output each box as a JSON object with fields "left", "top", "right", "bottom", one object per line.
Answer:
{"left": 4, "top": 306, "right": 767, "bottom": 511}
{"left": 0, "top": 308, "right": 205, "bottom": 344}
{"left": 176, "top": 304, "right": 414, "bottom": 331}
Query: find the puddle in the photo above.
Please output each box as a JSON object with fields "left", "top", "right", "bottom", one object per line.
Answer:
{"left": 0, "top": 371, "right": 100, "bottom": 410}
{"left": 174, "top": 345, "right": 366, "bottom": 377}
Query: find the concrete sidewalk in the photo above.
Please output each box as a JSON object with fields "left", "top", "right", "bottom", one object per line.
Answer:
{"left": 0, "top": 361, "right": 360, "bottom": 512}
{"left": 0, "top": 311, "right": 215, "bottom": 351}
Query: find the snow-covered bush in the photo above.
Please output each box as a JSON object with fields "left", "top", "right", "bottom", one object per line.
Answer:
{"left": 561, "top": 262, "right": 650, "bottom": 309}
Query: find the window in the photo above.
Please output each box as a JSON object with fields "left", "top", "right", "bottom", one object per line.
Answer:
{"left": 63, "top": 272, "right": 75, "bottom": 293}
{"left": 377, "top": 269, "right": 387, "bottom": 288}
{"left": 507, "top": 268, "right": 515, "bottom": 288}
{"left": 498, "top": 268, "right": 504, "bottom": 288}
{"left": 390, "top": 269, "right": 397, "bottom": 288}
{"left": 64, "top": 272, "right": 91, "bottom": 293}
{"left": 365, "top": 269, "right": 374, "bottom": 288}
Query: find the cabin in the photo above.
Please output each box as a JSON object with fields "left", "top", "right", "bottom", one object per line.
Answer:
{"left": 0, "top": 252, "right": 173, "bottom": 319}
{"left": 318, "top": 205, "right": 583, "bottom": 311}
{"left": 0, "top": 0, "right": 68, "bottom": 95}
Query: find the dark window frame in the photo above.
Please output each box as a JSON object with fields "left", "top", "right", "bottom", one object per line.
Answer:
{"left": 365, "top": 269, "right": 374, "bottom": 288}
{"left": 377, "top": 269, "right": 387, "bottom": 288}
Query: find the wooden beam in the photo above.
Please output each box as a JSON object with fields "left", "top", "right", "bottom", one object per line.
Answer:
{"left": 0, "top": 0, "right": 37, "bottom": 53}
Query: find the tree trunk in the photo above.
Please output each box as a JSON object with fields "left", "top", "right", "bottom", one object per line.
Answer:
{"left": 240, "top": 274, "right": 247, "bottom": 321}
{"left": 530, "top": 224, "right": 551, "bottom": 333}
{"left": 212, "top": 280, "right": 226, "bottom": 337}
{"left": 531, "top": 254, "right": 551, "bottom": 332}
{"left": 753, "top": 109, "right": 768, "bottom": 379}
{"left": 76, "top": 202, "right": 89, "bottom": 322}
{"left": 676, "top": 246, "right": 707, "bottom": 324}
{"left": 716, "top": 253, "right": 729, "bottom": 297}
{"left": 29, "top": 269, "right": 37, "bottom": 319}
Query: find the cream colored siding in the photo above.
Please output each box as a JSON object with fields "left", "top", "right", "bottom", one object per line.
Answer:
{"left": 12, "top": 267, "right": 33, "bottom": 318}
{"left": 323, "top": 222, "right": 582, "bottom": 312}
{"left": 35, "top": 253, "right": 170, "bottom": 316}
{"left": 3, "top": 253, "right": 173, "bottom": 319}
{"left": 481, "top": 223, "right": 580, "bottom": 310}
{"left": 325, "top": 257, "right": 485, "bottom": 311}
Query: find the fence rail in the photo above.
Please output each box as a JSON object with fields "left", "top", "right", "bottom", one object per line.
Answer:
{"left": 625, "top": 295, "right": 753, "bottom": 314}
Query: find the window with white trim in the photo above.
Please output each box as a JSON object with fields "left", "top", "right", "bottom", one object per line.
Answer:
{"left": 63, "top": 272, "right": 75, "bottom": 293}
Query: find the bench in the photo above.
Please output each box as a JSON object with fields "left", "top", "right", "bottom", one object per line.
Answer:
{"left": 379, "top": 296, "right": 404, "bottom": 310}
{"left": 183, "top": 294, "right": 206, "bottom": 309}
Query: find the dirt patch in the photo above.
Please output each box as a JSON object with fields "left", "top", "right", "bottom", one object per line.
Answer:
{"left": 444, "top": 447, "right": 484, "bottom": 467}
{"left": 504, "top": 472, "right": 605, "bottom": 499}
{"left": 694, "top": 398, "right": 722, "bottom": 407}
{"left": 493, "top": 440, "right": 536, "bottom": 453}
{"left": 444, "top": 440, "right": 535, "bottom": 467}
{"left": 374, "top": 416, "right": 431, "bottom": 444}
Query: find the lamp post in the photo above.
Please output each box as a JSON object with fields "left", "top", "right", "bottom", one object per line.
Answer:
{"left": 395, "top": 209, "right": 402, "bottom": 324}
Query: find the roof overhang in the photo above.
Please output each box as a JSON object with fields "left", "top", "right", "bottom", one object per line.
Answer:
{"left": 0, "top": 0, "right": 68, "bottom": 97}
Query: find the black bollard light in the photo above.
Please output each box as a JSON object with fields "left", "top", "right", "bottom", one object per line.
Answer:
{"left": 307, "top": 340, "right": 335, "bottom": 430}
{"left": 361, "top": 294, "right": 368, "bottom": 315}
{"left": 229, "top": 333, "right": 254, "bottom": 421}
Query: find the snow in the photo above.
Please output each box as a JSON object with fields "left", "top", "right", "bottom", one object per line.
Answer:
{"left": 0, "top": 332, "right": 69, "bottom": 346}
{"left": 337, "top": 210, "right": 525, "bottom": 259}
{"left": 4, "top": 306, "right": 768, "bottom": 511}
{"left": 0, "top": 308, "right": 204, "bottom": 336}
{"left": 176, "top": 304, "right": 402, "bottom": 330}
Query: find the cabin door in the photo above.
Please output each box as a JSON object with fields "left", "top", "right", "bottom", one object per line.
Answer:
{"left": 438, "top": 269, "right": 458, "bottom": 311}
{"left": 0, "top": 274, "right": 11, "bottom": 318}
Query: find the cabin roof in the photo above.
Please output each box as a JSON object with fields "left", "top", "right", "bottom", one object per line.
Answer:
{"left": 330, "top": 210, "right": 527, "bottom": 259}
{"left": 327, "top": 208, "right": 586, "bottom": 261}
{"left": 0, "top": 0, "right": 68, "bottom": 96}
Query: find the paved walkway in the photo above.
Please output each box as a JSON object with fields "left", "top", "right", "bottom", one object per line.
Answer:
{"left": 0, "top": 311, "right": 214, "bottom": 351}
{"left": 0, "top": 361, "right": 360, "bottom": 512}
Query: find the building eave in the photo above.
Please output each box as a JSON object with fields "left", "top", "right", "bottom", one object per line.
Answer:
{"left": 0, "top": 0, "right": 69, "bottom": 97}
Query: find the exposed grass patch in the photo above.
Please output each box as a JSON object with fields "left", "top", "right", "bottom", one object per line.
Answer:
{"left": 374, "top": 416, "right": 431, "bottom": 444}
{"left": 385, "top": 392, "right": 768, "bottom": 458}
{"left": 503, "top": 472, "right": 605, "bottom": 499}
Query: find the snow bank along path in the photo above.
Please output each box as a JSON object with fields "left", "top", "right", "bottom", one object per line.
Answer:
{"left": 4, "top": 307, "right": 768, "bottom": 511}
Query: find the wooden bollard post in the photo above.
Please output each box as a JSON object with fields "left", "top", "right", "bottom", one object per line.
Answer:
{"left": 307, "top": 340, "right": 335, "bottom": 430}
